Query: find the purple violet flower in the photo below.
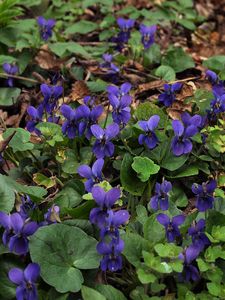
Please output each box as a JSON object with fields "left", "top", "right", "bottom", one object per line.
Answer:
{"left": 158, "top": 83, "right": 182, "bottom": 107}
{"left": 0, "top": 212, "right": 38, "bottom": 255}
{"left": 8, "top": 263, "right": 40, "bottom": 300}
{"left": 192, "top": 180, "right": 217, "bottom": 212}
{"left": 188, "top": 219, "right": 210, "bottom": 252}
{"left": 26, "top": 105, "right": 43, "bottom": 135}
{"left": 108, "top": 83, "right": 132, "bottom": 125}
{"left": 171, "top": 120, "right": 199, "bottom": 156}
{"left": 150, "top": 180, "right": 172, "bottom": 211}
{"left": 3, "top": 63, "right": 18, "bottom": 87}
{"left": 101, "top": 54, "right": 119, "bottom": 74}
{"left": 37, "top": 16, "right": 55, "bottom": 41}
{"left": 117, "top": 18, "right": 135, "bottom": 44}
{"left": 61, "top": 104, "right": 89, "bottom": 139}
{"left": 19, "top": 195, "right": 36, "bottom": 220}
{"left": 181, "top": 112, "right": 203, "bottom": 129}
{"left": 178, "top": 249, "right": 200, "bottom": 282}
{"left": 206, "top": 70, "right": 218, "bottom": 85}
{"left": 97, "top": 238, "right": 124, "bottom": 272}
{"left": 40, "top": 84, "right": 63, "bottom": 114}
{"left": 77, "top": 158, "right": 104, "bottom": 192}
{"left": 89, "top": 186, "right": 120, "bottom": 228}
{"left": 207, "top": 88, "right": 225, "bottom": 120}
{"left": 91, "top": 123, "right": 120, "bottom": 158}
{"left": 139, "top": 24, "right": 157, "bottom": 49}
{"left": 138, "top": 115, "right": 160, "bottom": 149}
{"left": 157, "top": 213, "right": 185, "bottom": 242}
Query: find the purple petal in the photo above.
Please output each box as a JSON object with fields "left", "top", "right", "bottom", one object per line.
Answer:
{"left": 47, "top": 19, "right": 56, "bottom": 28}
{"left": 92, "top": 186, "right": 106, "bottom": 207}
{"left": 138, "top": 121, "right": 148, "bottom": 132}
{"left": 8, "top": 268, "right": 24, "bottom": 285}
{"left": 22, "top": 222, "right": 38, "bottom": 236}
{"left": 196, "top": 219, "right": 205, "bottom": 231}
{"left": 186, "top": 245, "right": 200, "bottom": 264}
{"left": 172, "top": 215, "right": 185, "bottom": 226}
{"left": 171, "top": 137, "right": 184, "bottom": 156}
{"left": 104, "top": 142, "right": 115, "bottom": 157}
{"left": 2, "top": 63, "right": 11, "bottom": 73}
{"left": 147, "top": 115, "right": 160, "bottom": 131}
{"left": 109, "top": 94, "right": 120, "bottom": 108}
{"left": 183, "top": 139, "right": 193, "bottom": 154}
{"left": 40, "top": 84, "right": 51, "bottom": 98}
{"left": 161, "top": 180, "right": 172, "bottom": 193}
{"left": 10, "top": 213, "right": 24, "bottom": 233}
{"left": 0, "top": 212, "right": 10, "bottom": 229}
{"left": 97, "top": 241, "right": 111, "bottom": 255}
{"left": 92, "top": 158, "right": 104, "bottom": 178}
{"left": 150, "top": 196, "right": 158, "bottom": 210}
{"left": 105, "top": 188, "right": 120, "bottom": 208}
{"left": 37, "top": 16, "right": 46, "bottom": 26}
{"left": 77, "top": 165, "right": 92, "bottom": 179}
{"left": 24, "top": 263, "right": 40, "bottom": 282}
{"left": 9, "top": 236, "right": 28, "bottom": 255}
{"left": 206, "top": 180, "right": 217, "bottom": 193}
{"left": 171, "top": 82, "right": 182, "bottom": 93}
{"left": 185, "top": 125, "right": 198, "bottom": 138}
{"left": 91, "top": 125, "right": 105, "bottom": 139}
{"left": 105, "top": 123, "right": 119, "bottom": 140}
{"left": 159, "top": 199, "right": 169, "bottom": 211}
{"left": 120, "top": 82, "right": 132, "bottom": 94}
{"left": 107, "top": 85, "right": 119, "bottom": 95}
{"left": 172, "top": 120, "right": 184, "bottom": 136}
{"left": 157, "top": 213, "right": 170, "bottom": 226}
{"left": 120, "top": 95, "right": 132, "bottom": 107}
{"left": 112, "top": 210, "right": 130, "bottom": 226}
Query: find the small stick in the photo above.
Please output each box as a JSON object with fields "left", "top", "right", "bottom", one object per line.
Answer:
{"left": 0, "top": 73, "right": 38, "bottom": 84}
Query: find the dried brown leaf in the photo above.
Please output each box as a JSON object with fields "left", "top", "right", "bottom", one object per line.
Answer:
{"left": 35, "top": 45, "right": 64, "bottom": 70}
{"left": 69, "top": 81, "right": 90, "bottom": 102}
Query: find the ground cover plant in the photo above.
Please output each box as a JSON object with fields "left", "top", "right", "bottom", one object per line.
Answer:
{"left": 0, "top": 0, "right": 224, "bottom": 299}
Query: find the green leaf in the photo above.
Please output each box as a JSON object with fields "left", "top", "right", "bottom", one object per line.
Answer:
{"left": 54, "top": 180, "right": 84, "bottom": 211}
{"left": 170, "top": 165, "right": 199, "bottom": 178}
{"left": 162, "top": 47, "right": 195, "bottom": 72}
{"left": 86, "top": 79, "right": 108, "bottom": 92}
{"left": 33, "top": 173, "right": 55, "bottom": 188}
{"left": 132, "top": 156, "right": 160, "bottom": 182}
{"left": 170, "top": 185, "right": 188, "bottom": 207}
{"left": 65, "top": 20, "right": 98, "bottom": 35}
{"left": 211, "top": 225, "right": 225, "bottom": 241}
{"left": 49, "top": 42, "right": 90, "bottom": 58}
{"left": 143, "top": 44, "right": 161, "bottom": 67}
{"left": 120, "top": 153, "right": 146, "bottom": 196}
{"left": 155, "top": 65, "right": 176, "bottom": 81}
{"left": 3, "top": 128, "right": 34, "bottom": 152}
{"left": 137, "top": 268, "right": 157, "bottom": 284}
{"left": 0, "top": 174, "right": 15, "bottom": 213}
{"left": 203, "top": 55, "right": 225, "bottom": 72}
{"left": 154, "top": 243, "right": 182, "bottom": 258}
{"left": 30, "top": 224, "right": 100, "bottom": 293}
{"left": 196, "top": 258, "right": 210, "bottom": 272}
{"left": 123, "top": 232, "right": 150, "bottom": 267}
{"left": 134, "top": 102, "right": 167, "bottom": 126}
{"left": 143, "top": 214, "right": 165, "bottom": 244}
{"left": 95, "top": 284, "right": 127, "bottom": 300}
{"left": 191, "top": 89, "right": 213, "bottom": 114}
{"left": 0, "top": 55, "right": 16, "bottom": 66}
{"left": 0, "top": 88, "right": 21, "bottom": 106}
{"left": 161, "top": 151, "right": 188, "bottom": 171}
{"left": 176, "top": 18, "right": 196, "bottom": 30}
{"left": 143, "top": 251, "right": 172, "bottom": 274}
{"left": 36, "top": 122, "right": 63, "bottom": 146}
{"left": 81, "top": 286, "right": 106, "bottom": 300}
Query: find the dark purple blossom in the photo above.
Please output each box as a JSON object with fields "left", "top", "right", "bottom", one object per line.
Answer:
{"left": 207, "top": 88, "right": 225, "bottom": 121}
{"left": 19, "top": 195, "right": 36, "bottom": 220}
{"left": 157, "top": 213, "right": 185, "bottom": 242}
{"left": 108, "top": 83, "right": 132, "bottom": 125}
{"left": 171, "top": 120, "right": 198, "bottom": 156}
{"left": 158, "top": 83, "right": 182, "bottom": 107}
{"left": 101, "top": 54, "right": 119, "bottom": 74}
{"left": 188, "top": 219, "right": 210, "bottom": 252}
{"left": 3, "top": 63, "right": 18, "bottom": 87}
{"left": 178, "top": 248, "right": 200, "bottom": 282}
{"left": 97, "top": 238, "right": 124, "bottom": 272}
{"left": 9, "top": 263, "right": 40, "bottom": 300}
{"left": 41, "top": 84, "right": 63, "bottom": 114}
{"left": 192, "top": 180, "right": 216, "bottom": 212}
{"left": 205, "top": 70, "right": 218, "bottom": 85}
{"left": 37, "top": 16, "right": 55, "bottom": 41}
{"left": 77, "top": 158, "right": 104, "bottom": 192}
{"left": 150, "top": 180, "right": 172, "bottom": 211}
{"left": 0, "top": 212, "right": 38, "bottom": 255}
{"left": 89, "top": 186, "right": 120, "bottom": 228}
{"left": 117, "top": 18, "right": 135, "bottom": 44}
{"left": 139, "top": 24, "right": 157, "bottom": 49}
{"left": 91, "top": 123, "right": 119, "bottom": 158}
{"left": 26, "top": 105, "right": 43, "bottom": 135}
{"left": 61, "top": 104, "right": 89, "bottom": 139}
{"left": 138, "top": 115, "right": 160, "bottom": 149}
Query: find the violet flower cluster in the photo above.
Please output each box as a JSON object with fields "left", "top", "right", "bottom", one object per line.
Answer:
{"left": 158, "top": 83, "right": 182, "bottom": 107}
{"left": 138, "top": 115, "right": 160, "bottom": 149}
{"left": 9, "top": 263, "right": 40, "bottom": 300}
{"left": 107, "top": 82, "right": 132, "bottom": 126}
{"left": 150, "top": 180, "right": 172, "bottom": 211}
{"left": 27, "top": 83, "right": 63, "bottom": 134}
{"left": 2, "top": 63, "right": 18, "bottom": 87}
{"left": 90, "top": 186, "right": 129, "bottom": 271}
{"left": 61, "top": 98, "right": 103, "bottom": 140}
{"left": 139, "top": 24, "right": 157, "bottom": 49}
{"left": 37, "top": 16, "right": 55, "bottom": 41}
{"left": 206, "top": 70, "right": 225, "bottom": 120}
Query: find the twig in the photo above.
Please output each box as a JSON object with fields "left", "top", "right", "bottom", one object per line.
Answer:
{"left": 169, "top": 76, "right": 200, "bottom": 84}
{"left": 0, "top": 73, "right": 38, "bottom": 84}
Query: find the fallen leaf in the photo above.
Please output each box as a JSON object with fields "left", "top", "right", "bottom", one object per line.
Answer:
{"left": 138, "top": 80, "right": 165, "bottom": 93}
{"left": 69, "top": 80, "right": 90, "bottom": 102}
{"left": 35, "top": 45, "right": 64, "bottom": 70}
